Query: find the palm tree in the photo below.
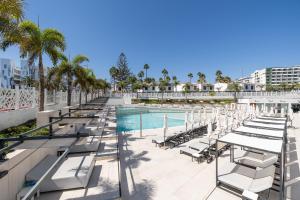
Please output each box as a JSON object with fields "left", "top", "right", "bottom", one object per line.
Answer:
{"left": 53, "top": 54, "right": 89, "bottom": 106}
{"left": 1, "top": 21, "right": 66, "bottom": 111}
{"left": 127, "top": 75, "right": 137, "bottom": 92}
{"left": 197, "top": 72, "right": 206, "bottom": 84}
{"left": 172, "top": 76, "right": 180, "bottom": 91}
{"left": 215, "top": 70, "right": 223, "bottom": 83}
{"left": 109, "top": 66, "right": 118, "bottom": 91}
{"left": 188, "top": 73, "right": 193, "bottom": 83}
{"left": 137, "top": 70, "right": 144, "bottom": 81}
{"left": 0, "top": 0, "right": 24, "bottom": 39}
{"left": 143, "top": 64, "right": 150, "bottom": 78}
{"left": 162, "top": 68, "right": 168, "bottom": 80}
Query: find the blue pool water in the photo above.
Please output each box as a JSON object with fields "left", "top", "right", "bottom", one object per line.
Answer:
{"left": 116, "top": 107, "right": 185, "bottom": 132}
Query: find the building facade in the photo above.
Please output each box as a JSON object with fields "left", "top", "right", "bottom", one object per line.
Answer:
{"left": 0, "top": 58, "right": 15, "bottom": 88}
{"left": 250, "top": 66, "right": 300, "bottom": 86}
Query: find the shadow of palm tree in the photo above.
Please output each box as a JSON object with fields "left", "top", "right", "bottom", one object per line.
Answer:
{"left": 118, "top": 132, "right": 155, "bottom": 200}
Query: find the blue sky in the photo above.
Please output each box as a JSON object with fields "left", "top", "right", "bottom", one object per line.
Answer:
{"left": 1, "top": 0, "right": 300, "bottom": 83}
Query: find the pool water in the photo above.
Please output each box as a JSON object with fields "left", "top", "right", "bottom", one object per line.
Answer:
{"left": 117, "top": 107, "right": 185, "bottom": 132}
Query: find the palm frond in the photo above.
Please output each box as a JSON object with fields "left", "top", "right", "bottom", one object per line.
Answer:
{"left": 42, "top": 28, "right": 66, "bottom": 51}
{"left": 72, "top": 54, "right": 89, "bottom": 65}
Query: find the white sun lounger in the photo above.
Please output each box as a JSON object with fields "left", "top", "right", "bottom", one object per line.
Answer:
{"left": 236, "top": 151, "right": 278, "bottom": 168}
{"left": 251, "top": 118, "right": 286, "bottom": 125}
{"left": 244, "top": 121, "right": 285, "bottom": 130}
{"left": 26, "top": 155, "right": 95, "bottom": 192}
{"left": 234, "top": 126, "right": 284, "bottom": 139}
{"left": 258, "top": 116, "right": 286, "bottom": 121}
{"left": 218, "top": 164, "right": 275, "bottom": 193}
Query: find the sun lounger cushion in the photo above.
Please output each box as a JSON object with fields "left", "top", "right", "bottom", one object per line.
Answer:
{"left": 180, "top": 147, "right": 200, "bottom": 156}
{"left": 238, "top": 152, "right": 278, "bottom": 168}
{"left": 26, "top": 155, "right": 95, "bottom": 192}
{"left": 218, "top": 165, "right": 275, "bottom": 193}
{"left": 189, "top": 142, "right": 209, "bottom": 151}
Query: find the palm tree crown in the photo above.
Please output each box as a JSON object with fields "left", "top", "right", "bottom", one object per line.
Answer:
{"left": 2, "top": 20, "right": 66, "bottom": 111}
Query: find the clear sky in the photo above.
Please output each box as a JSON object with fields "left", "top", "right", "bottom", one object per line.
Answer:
{"left": 1, "top": 0, "right": 300, "bottom": 83}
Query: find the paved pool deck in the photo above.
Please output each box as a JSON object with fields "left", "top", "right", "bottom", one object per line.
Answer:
{"left": 38, "top": 112, "right": 300, "bottom": 200}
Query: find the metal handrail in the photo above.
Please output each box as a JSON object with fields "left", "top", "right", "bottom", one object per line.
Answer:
{"left": 21, "top": 139, "right": 78, "bottom": 200}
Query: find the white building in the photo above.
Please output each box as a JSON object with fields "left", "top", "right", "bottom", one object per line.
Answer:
{"left": 175, "top": 83, "right": 198, "bottom": 92}
{"left": 20, "top": 60, "right": 39, "bottom": 80}
{"left": 250, "top": 69, "right": 267, "bottom": 85}
{"left": 250, "top": 66, "right": 300, "bottom": 86}
{"left": 0, "top": 58, "right": 15, "bottom": 88}
{"left": 214, "top": 83, "right": 228, "bottom": 91}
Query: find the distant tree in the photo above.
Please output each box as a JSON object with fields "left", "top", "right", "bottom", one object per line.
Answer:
{"left": 223, "top": 76, "right": 232, "bottom": 83}
{"left": 137, "top": 70, "right": 144, "bottom": 81}
{"left": 197, "top": 72, "right": 206, "bottom": 84}
{"left": 172, "top": 76, "right": 180, "bottom": 91}
{"left": 143, "top": 64, "right": 150, "bottom": 78}
{"left": 127, "top": 75, "right": 137, "bottom": 92}
{"left": 116, "top": 52, "right": 131, "bottom": 82}
{"left": 109, "top": 66, "right": 118, "bottom": 91}
{"left": 183, "top": 82, "right": 191, "bottom": 93}
{"left": 215, "top": 70, "right": 223, "bottom": 83}
{"left": 227, "top": 83, "right": 242, "bottom": 92}
{"left": 161, "top": 68, "right": 168, "bottom": 80}
{"left": 188, "top": 73, "right": 193, "bottom": 83}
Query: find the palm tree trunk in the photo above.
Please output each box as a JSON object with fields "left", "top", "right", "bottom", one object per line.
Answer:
{"left": 85, "top": 92, "right": 87, "bottom": 104}
{"left": 67, "top": 74, "right": 72, "bottom": 106}
{"left": 38, "top": 53, "right": 45, "bottom": 111}
{"left": 79, "top": 90, "right": 82, "bottom": 107}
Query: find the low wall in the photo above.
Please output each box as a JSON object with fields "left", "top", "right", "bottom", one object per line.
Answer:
{"left": 0, "top": 103, "right": 68, "bottom": 131}
{"left": 0, "top": 108, "right": 37, "bottom": 131}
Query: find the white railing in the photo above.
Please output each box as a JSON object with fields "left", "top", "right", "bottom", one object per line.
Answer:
{"left": 0, "top": 88, "right": 101, "bottom": 112}
{"left": 119, "top": 90, "right": 300, "bottom": 100}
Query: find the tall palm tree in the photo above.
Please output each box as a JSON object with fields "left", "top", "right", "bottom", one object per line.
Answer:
{"left": 74, "top": 68, "right": 96, "bottom": 104}
{"left": 162, "top": 68, "right": 168, "bottom": 80}
{"left": 172, "top": 76, "right": 180, "bottom": 91}
{"left": 109, "top": 66, "right": 118, "bottom": 91}
{"left": 143, "top": 64, "right": 150, "bottom": 78}
{"left": 54, "top": 54, "right": 89, "bottom": 106}
{"left": 2, "top": 21, "right": 66, "bottom": 111}
{"left": 188, "top": 73, "right": 193, "bottom": 83}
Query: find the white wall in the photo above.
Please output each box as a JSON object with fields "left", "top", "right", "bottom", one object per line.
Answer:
{"left": 0, "top": 103, "right": 67, "bottom": 131}
{"left": 214, "top": 83, "right": 228, "bottom": 91}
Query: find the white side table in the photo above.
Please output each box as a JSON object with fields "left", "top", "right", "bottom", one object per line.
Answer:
{"left": 242, "top": 190, "right": 258, "bottom": 200}
{"left": 17, "top": 186, "right": 40, "bottom": 200}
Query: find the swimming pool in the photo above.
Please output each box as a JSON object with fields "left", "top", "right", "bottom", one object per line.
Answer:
{"left": 116, "top": 107, "right": 185, "bottom": 132}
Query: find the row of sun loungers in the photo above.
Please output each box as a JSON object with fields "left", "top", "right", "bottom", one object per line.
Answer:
{"left": 215, "top": 115, "right": 287, "bottom": 199}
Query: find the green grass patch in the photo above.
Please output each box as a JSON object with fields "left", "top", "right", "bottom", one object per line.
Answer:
{"left": 0, "top": 120, "right": 49, "bottom": 139}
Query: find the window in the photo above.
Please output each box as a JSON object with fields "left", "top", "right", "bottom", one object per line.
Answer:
{"left": 152, "top": 86, "right": 155, "bottom": 90}
{"left": 245, "top": 85, "right": 248, "bottom": 90}
{"left": 144, "top": 87, "right": 148, "bottom": 91}
{"left": 168, "top": 86, "right": 171, "bottom": 91}
{"left": 4, "top": 64, "right": 7, "bottom": 69}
